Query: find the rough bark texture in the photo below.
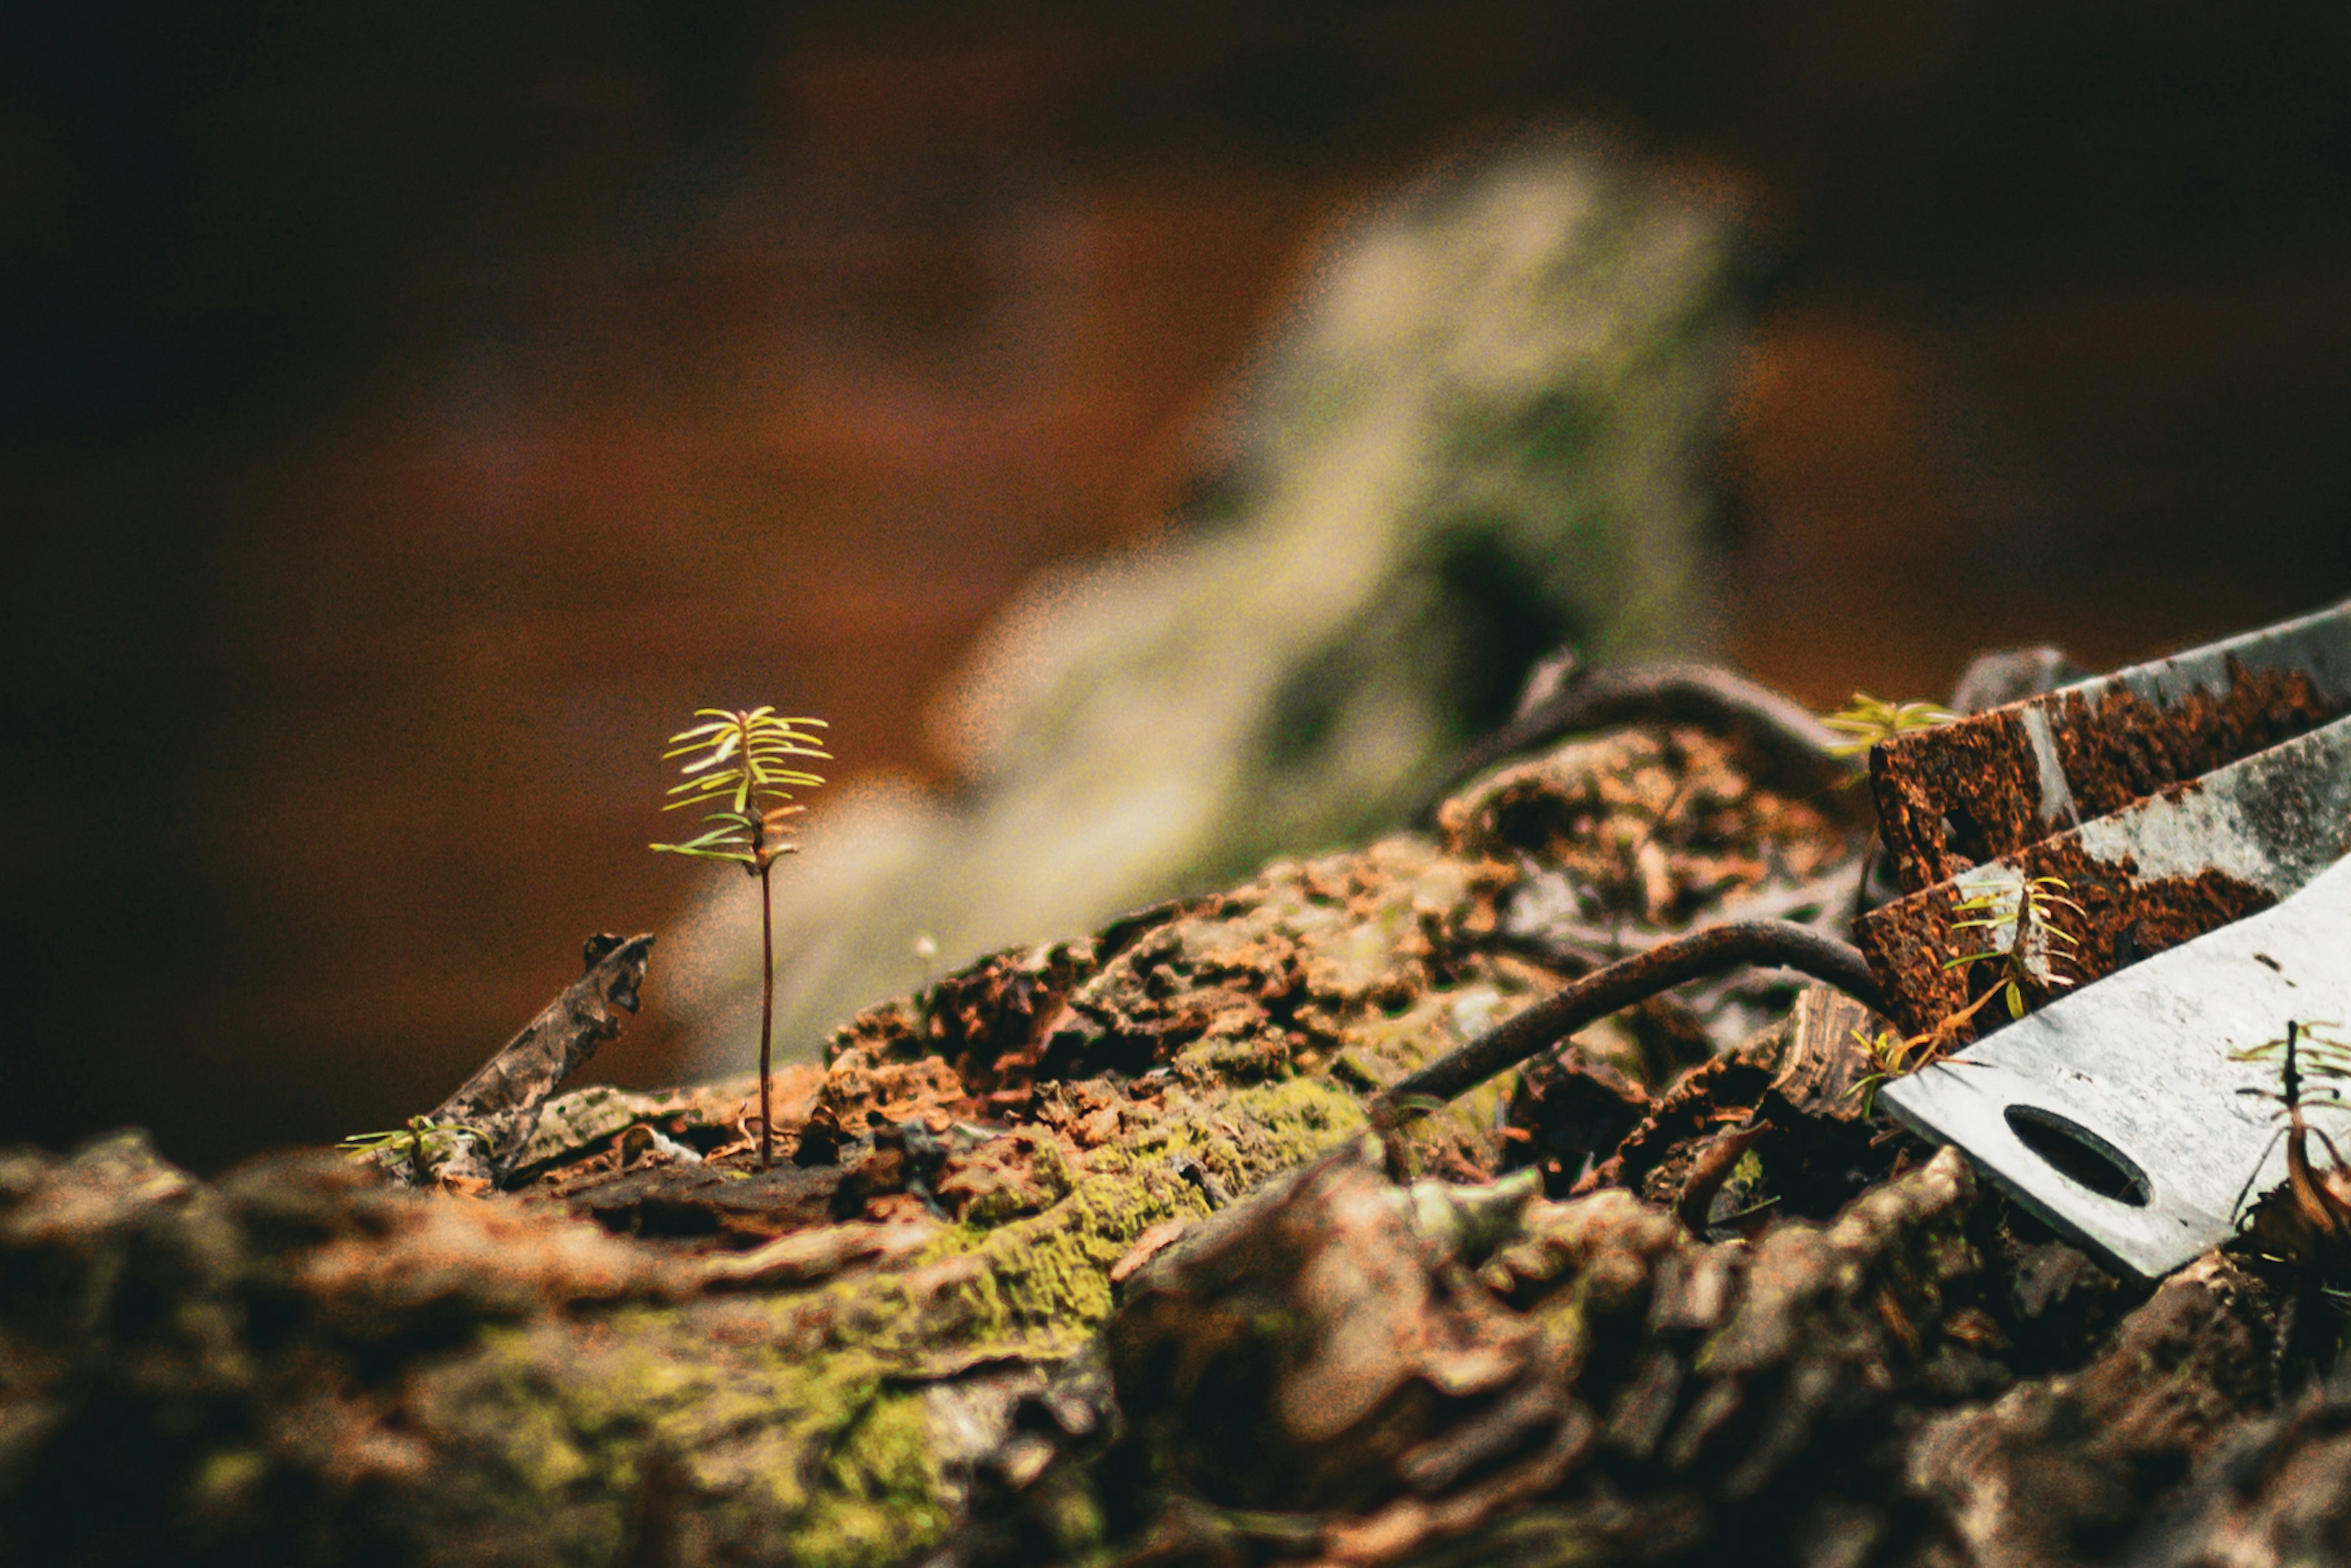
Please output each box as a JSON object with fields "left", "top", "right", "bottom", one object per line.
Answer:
{"left": 0, "top": 720, "right": 2313, "bottom": 1567}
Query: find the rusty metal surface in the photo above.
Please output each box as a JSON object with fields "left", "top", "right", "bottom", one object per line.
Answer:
{"left": 1871, "top": 597, "right": 2351, "bottom": 894}
{"left": 1881, "top": 852, "right": 2351, "bottom": 1279}
{"left": 1856, "top": 712, "right": 2351, "bottom": 1037}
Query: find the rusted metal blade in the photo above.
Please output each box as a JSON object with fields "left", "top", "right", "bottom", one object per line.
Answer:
{"left": 1880, "top": 851, "right": 2351, "bottom": 1279}
{"left": 1856, "top": 712, "right": 2351, "bottom": 1036}
{"left": 1872, "top": 597, "right": 2351, "bottom": 895}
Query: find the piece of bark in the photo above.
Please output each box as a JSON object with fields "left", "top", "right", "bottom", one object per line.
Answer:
{"left": 702, "top": 1220, "right": 940, "bottom": 1289}
{"left": 954, "top": 1144, "right": 1986, "bottom": 1568}
{"left": 1103, "top": 1138, "right": 1576, "bottom": 1523}
{"left": 420, "top": 932, "right": 653, "bottom": 1187}
{"left": 1746, "top": 982, "right": 1889, "bottom": 1123}
{"left": 1440, "top": 724, "right": 1865, "bottom": 943}
{"left": 1573, "top": 987, "right": 1907, "bottom": 1238}
{"left": 1503, "top": 1049, "right": 1651, "bottom": 1196}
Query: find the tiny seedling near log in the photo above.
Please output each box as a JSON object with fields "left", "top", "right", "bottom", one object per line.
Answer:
{"left": 1821, "top": 691, "right": 1957, "bottom": 917}
{"left": 1820, "top": 692, "right": 1957, "bottom": 758}
{"left": 651, "top": 707, "right": 830, "bottom": 1169}
{"left": 338, "top": 1116, "right": 492, "bottom": 1177}
{"left": 1944, "top": 874, "right": 2085, "bottom": 1021}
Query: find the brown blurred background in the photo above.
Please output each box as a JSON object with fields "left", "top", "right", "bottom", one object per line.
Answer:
{"left": 6, "top": 2, "right": 2350, "bottom": 1172}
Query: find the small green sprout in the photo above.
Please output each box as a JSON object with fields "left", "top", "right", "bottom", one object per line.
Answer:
{"left": 1847, "top": 1023, "right": 1949, "bottom": 1117}
{"left": 2234, "top": 1019, "right": 2351, "bottom": 1104}
{"left": 1821, "top": 692, "right": 1959, "bottom": 759}
{"left": 1846, "top": 997, "right": 2009, "bottom": 1116}
{"left": 1942, "top": 874, "right": 2085, "bottom": 1021}
{"left": 2229, "top": 1020, "right": 2351, "bottom": 1249}
{"left": 1847, "top": 874, "right": 2087, "bottom": 1117}
{"left": 1847, "top": 1028, "right": 1900, "bottom": 1117}
{"left": 338, "top": 1116, "right": 491, "bottom": 1174}
{"left": 652, "top": 707, "right": 830, "bottom": 1169}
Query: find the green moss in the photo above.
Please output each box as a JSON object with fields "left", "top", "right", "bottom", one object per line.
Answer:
{"left": 412, "top": 1075, "right": 1368, "bottom": 1566}
{"left": 189, "top": 1447, "right": 268, "bottom": 1512}
{"left": 938, "top": 1076, "right": 1363, "bottom": 1343}
{"left": 794, "top": 1391, "right": 953, "bottom": 1568}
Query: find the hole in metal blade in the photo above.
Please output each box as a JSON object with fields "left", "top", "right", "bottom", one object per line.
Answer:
{"left": 2004, "top": 1105, "right": 2151, "bottom": 1206}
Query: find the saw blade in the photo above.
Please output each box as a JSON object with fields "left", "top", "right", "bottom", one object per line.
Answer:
{"left": 1881, "top": 850, "right": 2351, "bottom": 1278}
{"left": 1871, "top": 595, "right": 2351, "bottom": 893}
{"left": 1856, "top": 710, "right": 2351, "bottom": 1036}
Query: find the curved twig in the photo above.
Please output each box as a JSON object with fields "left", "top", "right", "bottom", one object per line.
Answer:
{"left": 1676, "top": 1120, "right": 1769, "bottom": 1235}
{"left": 1411, "top": 662, "right": 1855, "bottom": 827}
{"left": 1498, "top": 864, "right": 1867, "bottom": 972}
{"left": 1373, "top": 920, "right": 1882, "bottom": 1112}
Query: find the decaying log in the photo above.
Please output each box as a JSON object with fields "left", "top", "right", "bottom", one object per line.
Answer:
{"left": 1902, "top": 1255, "right": 2286, "bottom": 1568}
{"left": 968, "top": 1138, "right": 1988, "bottom": 1568}
{"left": 2123, "top": 1360, "right": 2351, "bottom": 1566}
{"left": 0, "top": 713, "right": 2320, "bottom": 1567}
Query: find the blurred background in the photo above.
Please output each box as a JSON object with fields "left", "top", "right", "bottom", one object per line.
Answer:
{"left": 6, "top": 2, "right": 2350, "bottom": 1173}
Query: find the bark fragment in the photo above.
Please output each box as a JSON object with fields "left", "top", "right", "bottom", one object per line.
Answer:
{"left": 2124, "top": 1360, "right": 2351, "bottom": 1567}
{"left": 1899, "top": 1256, "right": 2285, "bottom": 1568}
{"left": 960, "top": 1144, "right": 1987, "bottom": 1568}
{"left": 397, "top": 932, "right": 656, "bottom": 1188}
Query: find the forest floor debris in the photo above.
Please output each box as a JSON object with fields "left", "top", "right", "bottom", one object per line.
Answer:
{"left": 1, "top": 705, "right": 2338, "bottom": 1567}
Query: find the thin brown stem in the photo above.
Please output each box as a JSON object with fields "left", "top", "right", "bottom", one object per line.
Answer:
{"left": 759, "top": 861, "right": 775, "bottom": 1170}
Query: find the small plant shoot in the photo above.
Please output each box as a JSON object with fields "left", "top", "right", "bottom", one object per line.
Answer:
{"left": 1943, "top": 874, "right": 2085, "bottom": 1020}
{"left": 1847, "top": 1026, "right": 1929, "bottom": 1118}
{"left": 1847, "top": 875, "right": 2091, "bottom": 1115}
{"left": 2229, "top": 1019, "right": 2351, "bottom": 1250}
{"left": 651, "top": 707, "right": 830, "bottom": 1168}
{"left": 1820, "top": 692, "right": 1958, "bottom": 759}
{"left": 337, "top": 1116, "right": 491, "bottom": 1177}
{"left": 1842, "top": 877, "right": 2085, "bottom": 1116}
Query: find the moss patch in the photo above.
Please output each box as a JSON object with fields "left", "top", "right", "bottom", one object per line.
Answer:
{"left": 411, "top": 1076, "right": 1368, "bottom": 1567}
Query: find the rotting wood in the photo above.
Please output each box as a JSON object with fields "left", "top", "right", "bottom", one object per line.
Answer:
{"left": 0, "top": 698, "right": 2329, "bottom": 1568}
{"left": 2124, "top": 1357, "right": 2351, "bottom": 1567}
{"left": 953, "top": 1141, "right": 1991, "bottom": 1568}
{"left": 1756, "top": 982, "right": 1888, "bottom": 1123}
{"left": 1902, "top": 1254, "right": 2285, "bottom": 1568}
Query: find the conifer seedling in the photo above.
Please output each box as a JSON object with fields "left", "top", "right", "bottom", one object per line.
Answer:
{"left": 651, "top": 708, "right": 829, "bottom": 1168}
{"left": 1821, "top": 692, "right": 1959, "bottom": 758}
